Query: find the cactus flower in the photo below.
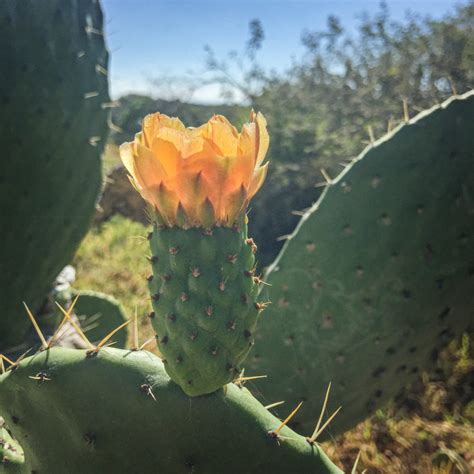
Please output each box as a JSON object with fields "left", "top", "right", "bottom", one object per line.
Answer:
{"left": 120, "top": 111, "right": 269, "bottom": 227}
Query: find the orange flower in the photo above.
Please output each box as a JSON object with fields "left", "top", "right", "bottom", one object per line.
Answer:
{"left": 120, "top": 111, "right": 269, "bottom": 227}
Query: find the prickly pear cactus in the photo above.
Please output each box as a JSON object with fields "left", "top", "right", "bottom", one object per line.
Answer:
{"left": 0, "top": 0, "right": 110, "bottom": 348}
{"left": 0, "top": 348, "right": 342, "bottom": 474}
{"left": 120, "top": 112, "right": 269, "bottom": 395}
{"left": 249, "top": 92, "right": 474, "bottom": 435}
{"left": 0, "top": 424, "right": 24, "bottom": 472}
{"left": 148, "top": 223, "right": 260, "bottom": 396}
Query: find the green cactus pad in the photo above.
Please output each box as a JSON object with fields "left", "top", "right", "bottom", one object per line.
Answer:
{"left": 148, "top": 222, "right": 262, "bottom": 396}
{"left": 0, "top": 425, "right": 24, "bottom": 473}
{"left": 0, "top": 0, "right": 109, "bottom": 348}
{"left": 250, "top": 92, "right": 474, "bottom": 435}
{"left": 72, "top": 290, "right": 128, "bottom": 349}
{"left": 0, "top": 348, "right": 341, "bottom": 474}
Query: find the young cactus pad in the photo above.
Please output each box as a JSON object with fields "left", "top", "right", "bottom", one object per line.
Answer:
{"left": 0, "top": 425, "right": 24, "bottom": 472}
{"left": 120, "top": 112, "right": 270, "bottom": 395}
{"left": 0, "top": 348, "right": 342, "bottom": 474}
{"left": 250, "top": 92, "right": 474, "bottom": 435}
{"left": 0, "top": 0, "right": 110, "bottom": 348}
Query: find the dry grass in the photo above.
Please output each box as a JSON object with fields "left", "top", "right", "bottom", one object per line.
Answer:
{"left": 73, "top": 215, "right": 156, "bottom": 345}
{"left": 324, "top": 334, "right": 474, "bottom": 473}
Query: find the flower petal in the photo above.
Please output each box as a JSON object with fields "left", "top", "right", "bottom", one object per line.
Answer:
{"left": 120, "top": 110, "right": 269, "bottom": 227}
{"left": 248, "top": 162, "right": 269, "bottom": 199}
{"left": 255, "top": 112, "right": 269, "bottom": 166}
{"left": 201, "top": 115, "right": 239, "bottom": 157}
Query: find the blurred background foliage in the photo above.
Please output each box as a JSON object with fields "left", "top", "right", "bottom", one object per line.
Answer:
{"left": 106, "top": 1, "right": 474, "bottom": 266}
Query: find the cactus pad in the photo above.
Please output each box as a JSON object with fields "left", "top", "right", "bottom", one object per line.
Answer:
{"left": 250, "top": 92, "right": 474, "bottom": 435}
{"left": 148, "top": 223, "right": 262, "bottom": 396}
{"left": 0, "top": 348, "right": 341, "bottom": 474}
{"left": 0, "top": 425, "right": 24, "bottom": 472}
{"left": 0, "top": 0, "right": 109, "bottom": 347}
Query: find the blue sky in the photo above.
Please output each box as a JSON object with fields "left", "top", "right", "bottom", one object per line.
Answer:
{"left": 102, "top": 0, "right": 462, "bottom": 103}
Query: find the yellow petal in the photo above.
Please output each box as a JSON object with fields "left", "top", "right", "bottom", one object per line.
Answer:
{"left": 134, "top": 142, "right": 167, "bottom": 186}
{"left": 119, "top": 141, "right": 137, "bottom": 178}
{"left": 255, "top": 112, "right": 269, "bottom": 166}
{"left": 142, "top": 113, "right": 185, "bottom": 147}
{"left": 149, "top": 133, "right": 181, "bottom": 176}
{"left": 201, "top": 115, "right": 239, "bottom": 157}
{"left": 248, "top": 162, "right": 269, "bottom": 199}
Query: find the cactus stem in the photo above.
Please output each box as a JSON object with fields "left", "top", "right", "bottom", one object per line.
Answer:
{"left": 351, "top": 450, "right": 362, "bottom": 474}
{"left": 264, "top": 400, "right": 285, "bottom": 410}
{"left": 55, "top": 299, "right": 94, "bottom": 349}
{"left": 269, "top": 401, "right": 303, "bottom": 437}
{"left": 307, "top": 406, "right": 342, "bottom": 444}
{"left": 23, "top": 302, "right": 48, "bottom": 350}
